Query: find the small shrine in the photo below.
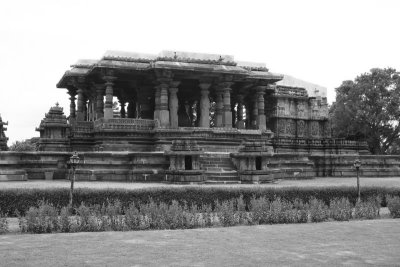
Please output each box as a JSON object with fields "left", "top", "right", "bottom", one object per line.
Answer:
{"left": 231, "top": 140, "right": 276, "bottom": 183}
{"left": 36, "top": 103, "right": 70, "bottom": 151}
{"left": 0, "top": 114, "right": 8, "bottom": 151}
{"left": 165, "top": 139, "right": 204, "bottom": 183}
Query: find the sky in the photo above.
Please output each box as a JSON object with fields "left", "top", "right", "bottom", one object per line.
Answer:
{"left": 1, "top": 0, "right": 399, "bottom": 144}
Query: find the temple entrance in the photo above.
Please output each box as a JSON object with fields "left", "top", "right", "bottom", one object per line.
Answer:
{"left": 184, "top": 156, "right": 192, "bottom": 170}
{"left": 256, "top": 156, "right": 262, "bottom": 170}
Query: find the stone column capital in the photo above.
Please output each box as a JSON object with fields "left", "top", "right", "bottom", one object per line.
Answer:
{"left": 93, "top": 83, "right": 105, "bottom": 90}
{"left": 254, "top": 86, "right": 268, "bottom": 94}
{"left": 199, "top": 83, "right": 211, "bottom": 91}
{"left": 218, "top": 82, "right": 234, "bottom": 90}
{"left": 170, "top": 81, "right": 181, "bottom": 88}
{"left": 103, "top": 75, "right": 116, "bottom": 84}
{"left": 169, "top": 87, "right": 179, "bottom": 94}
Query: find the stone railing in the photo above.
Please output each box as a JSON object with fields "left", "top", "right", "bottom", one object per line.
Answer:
{"left": 70, "top": 121, "right": 94, "bottom": 137}
{"left": 93, "top": 118, "right": 157, "bottom": 131}
{"left": 270, "top": 110, "right": 328, "bottom": 120}
{"left": 273, "top": 138, "right": 368, "bottom": 148}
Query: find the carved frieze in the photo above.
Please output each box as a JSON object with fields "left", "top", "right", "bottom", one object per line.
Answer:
{"left": 286, "top": 119, "right": 296, "bottom": 136}
{"left": 278, "top": 119, "right": 286, "bottom": 135}
{"left": 310, "top": 121, "right": 319, "bottom": 136}
{"left": 297, "top": 120, "right": 305, "bottom": 137}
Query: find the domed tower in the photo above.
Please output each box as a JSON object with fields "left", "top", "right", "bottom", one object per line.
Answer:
{"left": 0, "top": 114, "right": 8, "bottom": 151}
{"left": 36, "top": 103, "right": 70, "bottom": 151}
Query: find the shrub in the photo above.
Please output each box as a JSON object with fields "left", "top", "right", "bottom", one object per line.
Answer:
{"left": 23, "top": 201, "right": 59, "bottom": 234}
{"left": 248, "top": 196, "right": 270, "bottom": 225}
{"left": 124, "top": 202, "right": 141, "bottom": 230}
{"left": 201, "top": 204, "right": 214, "bottom": 227}
{"left": 386, "top": 195, "right": 400, "bottom": 218}
{"left": 0, "top": 211, "right": 8, "bottom": 234}
{"left": 236, "top": 195, "right": 249, "bottom": 225}
{"left": 354, "top": 199, "right": 380, "bottom": 219}
{"left": 309, "top": 198, "right": 329, "bottom": 222}
{"left": 293, "top": 199, "right": 309, "bottom": 223}
{"left": 2, "top": 186, "right": 400, "bottom": 217}
{"left": 215, "top": 199, "right": 236, "bottom": 227}
{"left": 105, "top": 200, "right": 124, "bottom": 231}
{"left": 164, "top": 200, "right": 185, "bottom": 229}
{"left": 60, "top": 207, "right": 71, "bottom": 232}
{"left": 329, "top": 198, "right": 353, "bottom": 221}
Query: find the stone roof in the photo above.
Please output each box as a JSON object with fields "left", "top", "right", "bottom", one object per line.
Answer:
{"left": 276, "top": 75, "right": 327, "bottom": 98}
{"left": 57, "top": 50, "right": 284, "bottom": 88}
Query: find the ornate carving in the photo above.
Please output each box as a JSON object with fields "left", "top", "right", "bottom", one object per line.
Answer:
{"left": 286, "top": 119, "right": 296, "bottom": 136}
{"left": 311, "top": 121, "right": 319, "bottom": 136}
{"left": 274, "top": 86, "right": 308, "bottom": 97}
{"left": 278, "top": 120, "right": 286, "bottom": 134}
{"left": 297, "top": 120, "right": 305, "bottom": 137}
{"left": 297, "top": 102, "right": 305, "bottom": 118}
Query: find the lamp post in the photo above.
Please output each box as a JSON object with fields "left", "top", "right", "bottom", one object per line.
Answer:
{"left": 68, "top": 151, "right": 80, "bottom": 208}
{"left": 353, "top": 159, "right": 361, "bottom": 202}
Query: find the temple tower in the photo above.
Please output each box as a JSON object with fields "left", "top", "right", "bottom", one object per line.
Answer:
{"left": 36, "top": 103, "right": 70, "bottom": 151}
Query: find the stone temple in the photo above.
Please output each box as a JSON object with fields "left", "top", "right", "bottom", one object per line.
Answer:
{"left": 2, "top": 50, "right": 399, "bottom": 182}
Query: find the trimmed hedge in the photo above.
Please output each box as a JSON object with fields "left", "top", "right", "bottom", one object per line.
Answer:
{"left": 1, "top": 186, "right": 400, "bottom": 216}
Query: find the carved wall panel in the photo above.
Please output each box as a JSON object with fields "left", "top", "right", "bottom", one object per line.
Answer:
{"left": 286, "top": 119, "right": 296, "bottom": 136}
{"left": 297, "top": 120, "right": 305, "bottom": 137}
{"left": 289, "top": 100, "right": 296, "bottom": 117}
{"left": 310, "top": 121, "right": 319, "bottom": 136}
{"left": 278, "top": 119, "right": 286, "bottom": 135}
{"left": 297, "top": 101, "right": 305, "bottom": 118}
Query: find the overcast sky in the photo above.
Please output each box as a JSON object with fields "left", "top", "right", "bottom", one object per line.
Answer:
{"left": 1, "top": 0, "right": 399, "bottom": 144}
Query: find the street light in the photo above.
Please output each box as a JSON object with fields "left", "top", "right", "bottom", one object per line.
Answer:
{"left": 353, "top": 159, "right": 362, "bottom": 202}
{"left": 68, "top": 151, "right": 80, "bottom": 208}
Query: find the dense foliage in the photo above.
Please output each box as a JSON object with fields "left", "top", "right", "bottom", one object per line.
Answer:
{"left": 8, "top": 139, "right": 36, "bottom": 151}
{"left": 330, "top": 68, "right": 400, "bottom": 154}
{"left": 13, "top": 197, "right": 383, "bottom": 234}
{"left": 1, "top": 186, "right": 400, "bottom": 217}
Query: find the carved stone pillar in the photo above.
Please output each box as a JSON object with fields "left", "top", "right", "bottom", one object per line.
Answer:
{"left": 83, "top": 97, "right": 88, "bottom": 121}
{"left": 68, "top": 90, "right": 76, "bottom": 124}
{"left": 221, "top": 82, "right": 233, "bottom": 128}
{"left": 103, "top": 76, "right": 116, "bottom": 120}
{"left": 236, "top": 94, "right": 245, "bottom": 129}
{"left": 252, "top": 94, "right": 258, "bottom": 129}
{"left": 199, "top": 83, "right": 211, "bottom": 128}
{"left": 215, "top": 89, "right": 224, "bottom": 127}
{"left": 87, "top": 99, "right": 92, "bottom": 121}
{"left": 156, "top": 82, "right": 170, "bottom": 127}
{"left": 169, "top": 81, "right": 180, "bottom": 128}
{"left": 91, "top": 95, "right": 97, "bottom": 121}
{"left": 95, "top": 85, "right": 104, "bottom": 119}
{"left": 76, "top": 88, "right": 85, "bottom": 121}
{"left": 153, "top": 85, "right": 161, "bottom": 121}
{"left": 256, "top": 86, "right": 267, "bottom": 130}
{"left": 119, "top": 99, "right": 126, "bottom": 118}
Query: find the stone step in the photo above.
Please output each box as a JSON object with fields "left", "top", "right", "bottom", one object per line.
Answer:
{"left": 202, "top": 165, "right": 233, "bottom": 170}
{"left": 204, "top": 180, "right": 241, "bottom": 184}
{"left": 206, "top": 175, "right": 239, "bottom": 181}
{"left": 206, "top": 170, "right": 237, "bottom": 175}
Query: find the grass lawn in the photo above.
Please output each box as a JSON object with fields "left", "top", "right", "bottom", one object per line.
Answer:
{"left": 1, "top": 177, "right": 400, "bottom": 190}
{"left": 0, "top": 219, "right": 399, "bottom": 266}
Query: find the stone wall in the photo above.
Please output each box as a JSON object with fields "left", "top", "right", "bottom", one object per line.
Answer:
{"left": 1, "top": 151, "right": 399, "bottom": 182}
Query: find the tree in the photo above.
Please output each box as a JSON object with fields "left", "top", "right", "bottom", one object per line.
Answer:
{"left": 330, "top": 68, "right": 400, "bottom": 154}
{"left": 8, "top": 139, "right": 36, "bottom": 151}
